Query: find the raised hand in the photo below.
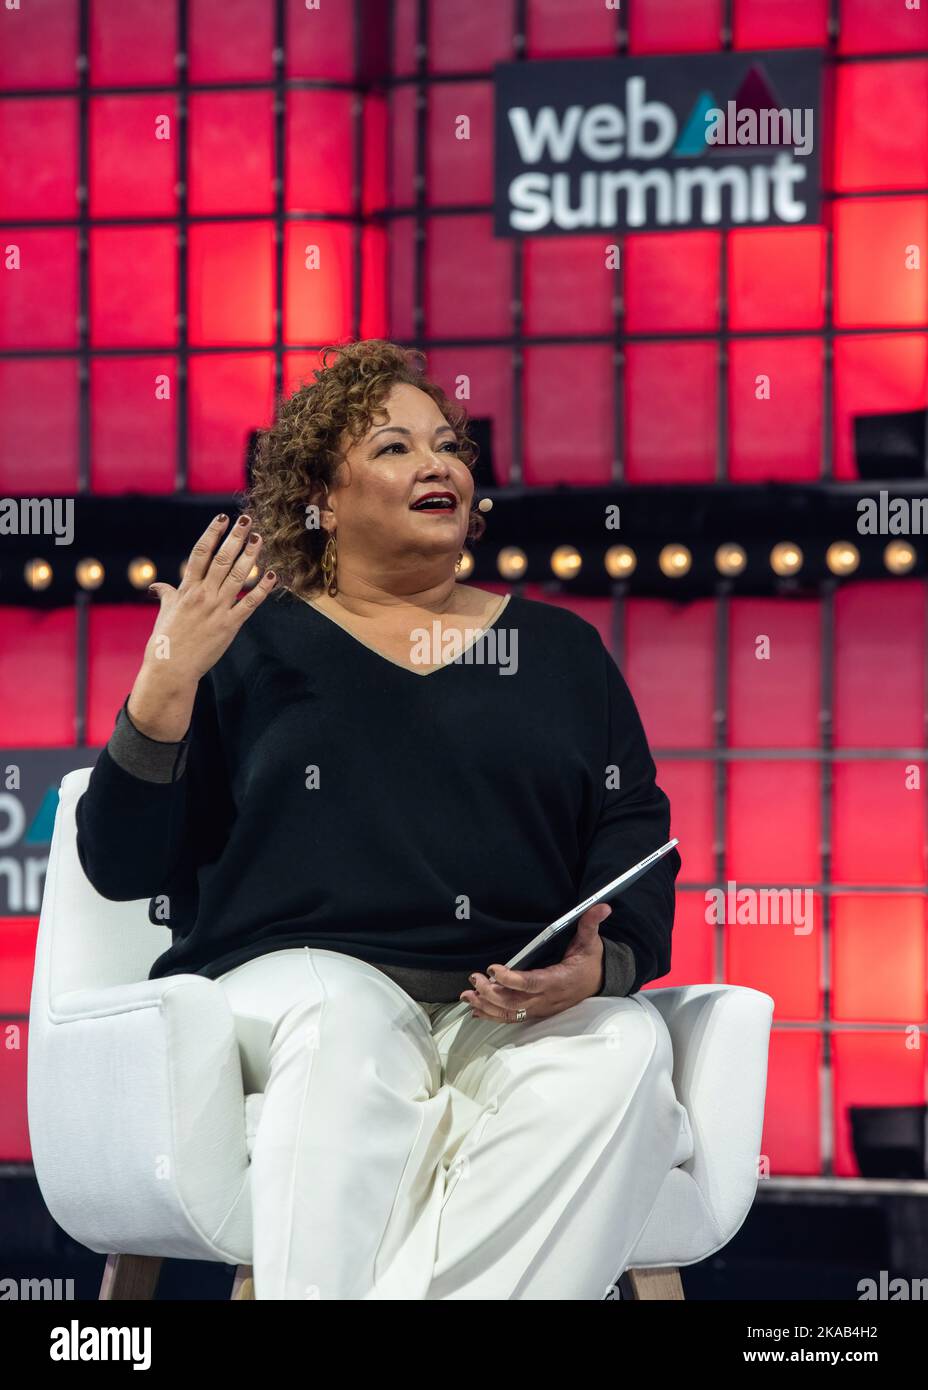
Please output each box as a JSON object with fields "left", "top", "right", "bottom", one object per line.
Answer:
{"left": 127, "top": 513, "right": 276, "bottom": 741}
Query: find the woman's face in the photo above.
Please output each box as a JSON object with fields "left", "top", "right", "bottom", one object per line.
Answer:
{"left": 323, "top": 381, "right": 475, "bottom": 574}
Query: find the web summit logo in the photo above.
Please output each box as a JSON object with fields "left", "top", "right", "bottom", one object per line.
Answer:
{"left": 494, "top": 50, "right": 823, "bottom": 235}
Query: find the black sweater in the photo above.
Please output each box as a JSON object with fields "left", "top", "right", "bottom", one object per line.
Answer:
{"left": 75, "top": 588, "right": 680, "bottom": 1004}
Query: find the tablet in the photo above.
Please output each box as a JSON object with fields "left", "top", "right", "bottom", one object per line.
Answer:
{"left": 436, "top": 837, "right": 679, "bottom": 1028}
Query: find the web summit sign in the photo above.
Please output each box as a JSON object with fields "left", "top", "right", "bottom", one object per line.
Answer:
{"left": 493, "top": 50, "right": 823, "bottom": 235}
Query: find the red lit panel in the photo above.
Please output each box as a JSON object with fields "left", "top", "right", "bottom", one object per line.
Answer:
{"left": 287, "top": 90, "right": 354, "bottom": 215}
{"left": 0, "top": 1020, "right": 30, "bottom": 1162}
{"left": 726, "top": 762, "right": 821, "bottom": 883}
{"left": 653, "top": 890, "right": 714, "bottom": 989}
{"left": 834, "top": 199, "right": 928, "bottom": 329}
{"left": 522, "top": 344, "right": 612, "bottom": 485}
{"left": 188, "top": 91, "right": 275, "bottom": 215}
{"left": 0, "top": 99, "right": 77, "bottom": 219}
{"left": 362, "top": 95, "right": 387, "bottom": 216}
{"left": 761, "top": 1031, "right": 822, "bottom": 1175}
{"left": 833, "top": 63, "right": 928, "bottom": 192}
{"left": 0, "top": 610, "right": 76, "bottom": 746}
{"left": 833, "top": 582, "right": 925, "bottom": 748}
{"left": 187, "top": 353, "right": 275, "bottom": 494}
{"left": 90, "top": 357, "right": 178, "bottom": 494}
{"left": 427, "top": 83, "right": 493, "bottom": 206}
{"left": 360, "top": 226, "right": 388, "bottom": 340}
{"left": 188, "top": 0, "right": 275, "bottom": 81}
{"left": 837, "top": 0, "right": 928, "bottom": 55}
{"left": 90, "top": 0, "right": 177, "bottom": 85}
{"left": 653, "top": 759, "right": 715, "bottom": 883}
{"left": 392, "top": 0, "right": 418, "bottom": 77}
{"left": 831, "top": 761, "right": 925, "bottom": 885}
{"left": 86, "top": 606, "right": 160, "bottom": 747}
{"left": 624, "top": 598, "right": 716, "bottom": 749}
{"left": 624, "top": 232, "right": 720, "bottom": 332}
{"left": 188, "top": 222, "right": 275, "bottom": 346}
{"left": 527, "top": 0, "right": 617, "bottom": 58}
{"left": 284, "top": 221, "right": 354, "bottom": 345}
{"left": 728, "top": 337, "right": 823, "bottom": 481}
{"left": 0, "top": 920, "right": 37, "bottom": 1014}
{"left": 625, "top": 342, "right": 717, "bottom": 482}
{"left": 629, "top": 0, "right": 723, "bottom": 53}
{"left": 425, "top": 347, "right": 513, "bottom": 486}
{"left": 428, "top": 0, "right": 514, "bottom": 72}
{"left": 89, "top": 227, "right": 178, "bottom": 348}
{"left": 831, "top": 895, "right": 927, "bottom": 1023}
{"left": 832, "top": 1032, "right": 928, "bottom": 1178}
{"left": 89, "top": 95, "right": 179, "bottom": 218}
{"left": 389, "top": 86, "right": 417, "bottom": 207}
{"left": 0, "top": 230, "right": 78, "bottom": 350}
{"left": 0, "top": 1, "right": 77, "bottom": 88}
{"left": 283, "top": 350, "right": 326, "bottom": 397}
{"left": 726, "top": 893, "right": 822, "bottom": 1022}
{"left": 733, "top": 0, "right": 828, "bottom": 48}
{"left": 0, "top": 360, "right": 79, "bottom": 494}
{"left": 728, "top": 228, "right": 825, "bottom": 331}
{"left": 388, "top": 219, "right": 416, "bottom": 341}
{"left": 522, "top": 237, "right": 614, "bottom": 336}
{"left": 284, "top": 0, "right": 354, "bottom": 81}
{"left": 425, "top": 216, "right": 513, "bottom": 339}
{"left": 728, "top": 598, "right": 821, "bottom": 747}
{"left": 832, "top": 335, "right": 928, "bottom": 480}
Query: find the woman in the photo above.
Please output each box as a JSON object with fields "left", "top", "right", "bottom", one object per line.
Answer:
{"left": 75, "top": 338, "right": 692, "bottom": 1300}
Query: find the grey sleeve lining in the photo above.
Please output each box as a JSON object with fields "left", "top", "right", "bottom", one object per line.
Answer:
{"left": 106, "top": 697, "right": 191, "bottom": 784}
{"left": 596, "top": 938, "right": 637, "bottom": 997}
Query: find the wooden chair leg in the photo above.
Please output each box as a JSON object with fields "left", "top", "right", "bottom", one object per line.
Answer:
{"left": 619, "top": 1266, "right": 685, "bottom": 1300}
{"left": 99, "top": 1254, "right": 163, "bottom": 1300}
{"left": 231, "top": 1264, "right": 254, "bottom": 1300}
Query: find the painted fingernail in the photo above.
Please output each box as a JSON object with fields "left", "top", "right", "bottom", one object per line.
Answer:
{"left": 247, "top": 533, "right": 261, "bottom": 545}
{"left": 215, "top": 513, "right": 228, "bottom": 523}
{"left": 238, "top": 515, "right": 250, "bottom": 527}
{"left": 265, "top": 569, "right": 276, "bottom": 581}
{"left": 468, "top": 974, "right": 477, "bottom": 986}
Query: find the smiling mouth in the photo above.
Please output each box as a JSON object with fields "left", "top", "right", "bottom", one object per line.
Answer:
{"left": 409, "top": 496, "right": 458, "bottom": 512}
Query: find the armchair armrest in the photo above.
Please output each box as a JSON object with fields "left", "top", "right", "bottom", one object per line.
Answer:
{"left": 27, "top": 974, "right": 253, "bottom": 1263}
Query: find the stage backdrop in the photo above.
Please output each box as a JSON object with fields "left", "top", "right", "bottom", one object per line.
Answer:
{"left": 1, "top": 0, "right": 927, "bottom": 1179}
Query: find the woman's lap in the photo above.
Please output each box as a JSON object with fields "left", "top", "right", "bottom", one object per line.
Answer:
{"left": 214, "top": 944, "right": 676, "bottom": 1108}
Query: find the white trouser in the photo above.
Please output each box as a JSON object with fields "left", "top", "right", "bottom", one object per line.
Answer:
{"left": 214, "top": 946, "right": 694, "bottom": 1300}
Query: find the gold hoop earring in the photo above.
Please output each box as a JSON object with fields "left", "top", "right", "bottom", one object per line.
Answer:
{"left": 320, "top": 532, "right": 338, "bottom": 596}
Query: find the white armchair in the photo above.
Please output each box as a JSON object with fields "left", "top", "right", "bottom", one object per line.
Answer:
{"left": 28, "top": 767, "right": 774, "bottom": 1300}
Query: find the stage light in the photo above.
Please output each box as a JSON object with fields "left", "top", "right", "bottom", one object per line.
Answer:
{"left": 550, "top": 545, "right": 582, "bottom": 579}
{"left": 770, "top": 542, "right": 803, "bottom": 577}
{"left": 25, "top": 559, "right": 52, "bottom": 590}
{"left": 128, "top": 557, "right": 157, "bottom": 588}
{"left": 455, "top": 548, "right": 475, "bottom": 579}
{"left": 884, "top": 540, "right": 916, "bottom": 575}
{"left": 604, "top": 545, "right": 637, "bottom": 578}
{"left": 715, "top": 543, "right": 746, "bottom": 576}
{"left": 825, "top": 541, "right": 860, "bottom": 576}
{"left": 76, "top": 559, "right": 105, "bottom": 590}
{"left": 497, "top": 547, "right": 527, "bottom": 580}
{"left": 658, "top": 544, "right": 692, "bottom": 578}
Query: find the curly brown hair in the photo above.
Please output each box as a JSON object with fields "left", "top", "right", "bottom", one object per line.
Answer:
{"left": 238, "top": 338, "right": 486, "bottom": 598}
